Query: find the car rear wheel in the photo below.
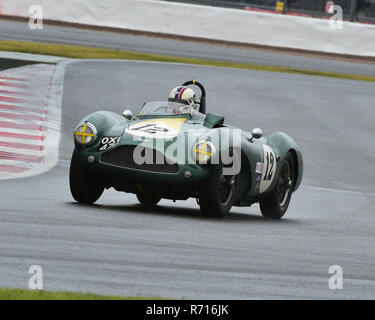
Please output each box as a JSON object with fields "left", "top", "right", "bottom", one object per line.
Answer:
{"left": 69, "top": 148, "right": 104, "bottom": 204}
{"left": 259, "top": 152, "right": 294, "bottom": 219}
{"left": 198, "top": 165, "right": 239, "bottom": 218}
{"left": 136, "top": 192, "right": 161, "bottom": 206}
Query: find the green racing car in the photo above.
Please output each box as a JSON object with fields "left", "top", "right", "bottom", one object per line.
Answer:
{"left": 70, "top": 80, "right": 303, "bottom": 218}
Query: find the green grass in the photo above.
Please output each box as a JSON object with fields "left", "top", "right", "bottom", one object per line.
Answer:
{"left": 1, "top": 40, "right": 375, "bottom": 82}
{"left": 0, "top": 287, "right": 162, "bottom": 300}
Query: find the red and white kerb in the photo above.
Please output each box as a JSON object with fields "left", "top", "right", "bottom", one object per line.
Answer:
{"left": 0, "top": 64, "right": 61, "bottom": 179}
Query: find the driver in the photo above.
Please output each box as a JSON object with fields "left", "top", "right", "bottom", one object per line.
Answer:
{"left": 168, "top": 86, "right": 196, "bottom": 111}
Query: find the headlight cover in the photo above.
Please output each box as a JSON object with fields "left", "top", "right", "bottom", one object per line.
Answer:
{"left": 74, "top": 122, "right": 97, "bottom": 145}
{"left": 192, "top": 140, "right": 216, "bottom": 163}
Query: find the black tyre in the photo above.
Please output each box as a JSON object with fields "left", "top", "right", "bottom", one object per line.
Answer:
{"left": 136, "top": 192, "right": 161, "bottom": 206}
{"left": 198, "top": 165, "right": 239, "bottom": 218}
{"left": 259, "top": 152, "right": 294, "bottom": 219}
{"left": 69, "top": 148, "right": 104, "bottom": 204}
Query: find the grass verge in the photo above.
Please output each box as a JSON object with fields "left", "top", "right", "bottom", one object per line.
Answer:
{"left": 1, "top": 40, "right": 375, "bottom": 82}
{"left": 0, "top": 287, "right": 162, "bottom": 300}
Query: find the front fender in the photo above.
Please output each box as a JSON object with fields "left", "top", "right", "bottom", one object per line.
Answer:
{"left": 74, "top": 111, "right": 127, "bottom": 150}
{"left": 266, "top": 132, "right": 303, "bottom": 192}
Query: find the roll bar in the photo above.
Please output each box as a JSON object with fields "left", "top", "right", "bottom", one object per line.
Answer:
{"left": 182, "top": 80, "right": 206, "bottom": 114}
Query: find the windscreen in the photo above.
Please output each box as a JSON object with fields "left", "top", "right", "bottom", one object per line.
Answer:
{"left": 139, "top": 101, "right": 194, "bottom": 116}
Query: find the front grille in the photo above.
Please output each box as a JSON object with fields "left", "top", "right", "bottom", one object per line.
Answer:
{"left": 101, "top": 145, "right": 178, "bottom": 174}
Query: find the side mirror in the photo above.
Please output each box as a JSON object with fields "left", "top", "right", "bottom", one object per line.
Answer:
{"left": 250, "top": 128, "right": 262, "bottom": 142}
{"left": 122, "top": 109, "right": 133, "bottom": 120}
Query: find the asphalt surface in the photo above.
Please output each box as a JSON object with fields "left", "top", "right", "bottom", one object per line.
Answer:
{"left": 2, "top": 19, "right": 375, "bottom": 76}
{"left": 1, "top": 60, "right": 375, "bottom": 299}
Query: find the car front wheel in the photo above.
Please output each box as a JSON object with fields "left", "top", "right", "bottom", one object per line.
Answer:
{"left": 198, "top": 165, "right": 239, "bottom": 218}
{"left": 69, "top": 148, "right": 104, "bottom": 204}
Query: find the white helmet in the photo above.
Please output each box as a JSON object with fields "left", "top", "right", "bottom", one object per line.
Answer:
{"left": 168, "top": 86, "right": 196, "bottom": 109}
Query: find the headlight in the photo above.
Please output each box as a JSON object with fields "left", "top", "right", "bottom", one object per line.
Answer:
{"left": 192, "top": 140, "right": 216, "bottom": 163}
{"left": 74, "top": 122, "right": 97, "bottom": 145}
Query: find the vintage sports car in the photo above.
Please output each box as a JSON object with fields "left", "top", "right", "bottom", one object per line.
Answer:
{"left": 70, "top": 80, "right": 303, "bottom": 218}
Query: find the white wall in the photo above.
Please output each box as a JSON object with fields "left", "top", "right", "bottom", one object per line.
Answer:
{"left": 2, "top": 0, "right": 375, "bottom": 57}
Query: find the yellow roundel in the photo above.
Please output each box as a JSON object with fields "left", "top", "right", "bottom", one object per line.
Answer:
{"left": 193, "top": 140, "right": 215, "bottom": 163}
{"left": 74, "top": 122, "right": 97, "bottom": 145}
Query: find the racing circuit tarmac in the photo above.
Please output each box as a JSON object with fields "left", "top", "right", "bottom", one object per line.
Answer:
{"left": 1, "top": 59, "right": 375, "bottom": 299}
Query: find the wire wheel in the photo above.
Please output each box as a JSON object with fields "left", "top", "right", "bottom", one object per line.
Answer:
{"left": 218, "top": 174, "right": 237, "bottom": 207}
{"left": 277, "top": 160, "right": 293, "bottom": 208}
{"left": 259, "top": 152, "right": 295, "bottom": 219}
{"left": 199, "top": 164, "right": 239, "bottom": 218}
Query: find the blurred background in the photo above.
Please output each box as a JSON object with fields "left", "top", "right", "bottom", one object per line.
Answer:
{"left": 163, "top": 0, "right": 375, "bottom": 22}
